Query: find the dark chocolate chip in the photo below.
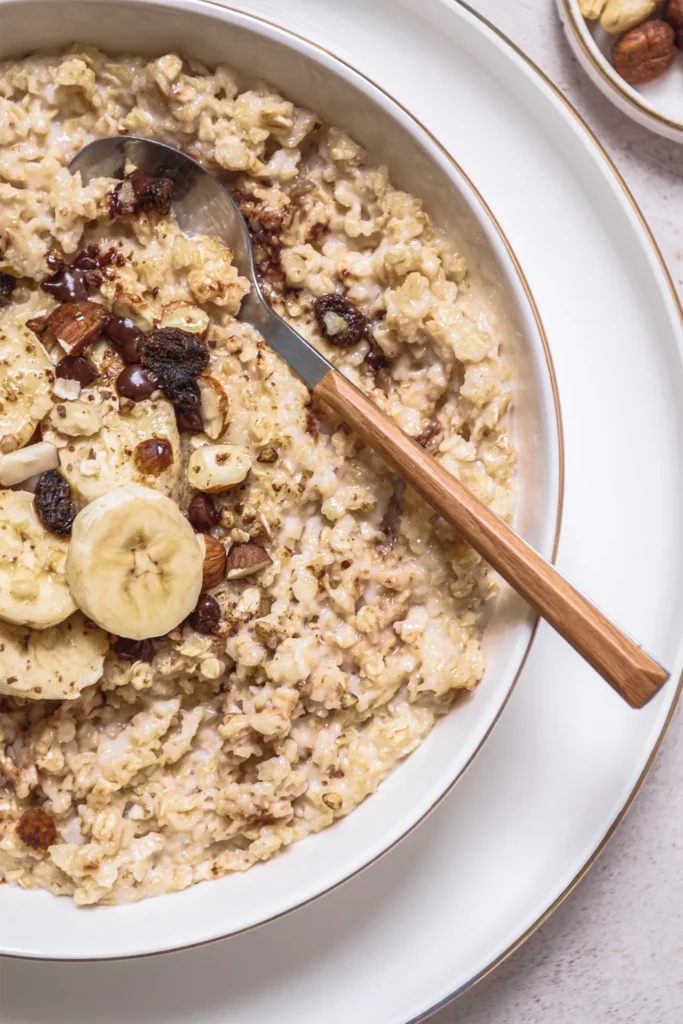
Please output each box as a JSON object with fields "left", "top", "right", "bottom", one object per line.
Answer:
{"left": 116, "top": 364, "right": 158, "bottom": 402}
{"left": 55, "top": 355, "right": 98, "bottom": 387}
{"left": 188, "top": 494, "right": 219, "bottom": 532}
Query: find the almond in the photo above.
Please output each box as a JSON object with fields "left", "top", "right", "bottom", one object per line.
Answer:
{"left": 226, "top": 542, "right": 272, "bottom": 579}
{"left": 187, "top": 444, "right": 251, "bottom": 493}
{"left": 198, "top": 533, "right": 227, "bottom": 589}
{"left": 198, "top": 376, "right": 229, "bottom": 440}
{"left": 47, "top": 301, "right": 109, "bottom": 355}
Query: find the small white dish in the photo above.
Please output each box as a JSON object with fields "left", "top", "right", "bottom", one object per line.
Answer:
{"left": 557, "top": 0, "right": 683, "bottom": 143}
{"left": 0, "top": 0, "right": 561, "bottom": 960}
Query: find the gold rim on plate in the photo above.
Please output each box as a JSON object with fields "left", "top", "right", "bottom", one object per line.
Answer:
{"left": 559, "top": 0, "right": 683, "bottom": 135}
{"left": 413, "top": 2, "right": 683, "bottom": 1019}
{"left": 0, "top": 0, "right": 564, "bottom": 962}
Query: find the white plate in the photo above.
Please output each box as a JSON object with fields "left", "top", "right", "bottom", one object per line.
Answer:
{"left": 557, "top": 0, "right": 683, "bottom": 144}
{"left": 0, "top": 0, "right": 563, "bottom": 960}
{"left": 1, "top": 0, "right": 682, "bottom": 1020}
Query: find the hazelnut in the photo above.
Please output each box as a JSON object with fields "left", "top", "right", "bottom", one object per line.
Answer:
{"left": 257, "top": 446, "right": 279, "bottom": 464}
{"left": 187, "top": 444, "right": 252, "bottom": 493}
{"left": 612, "top": 20, "right": 676, "bottom": 84}
{"left": 47, "top": 300, "right": 108, "bottom": 355}
{"left": 198, "top": 376, "right": 229, "bottom": 440}
{"left": 133, "top": 437, "right": 174, "bottom": 475}
{"left": 600, "top": 0, "right": 657, "bottom": 34}
{"left": 226, "top": 542, "right": 272, "bottom": 579}
{"left": 159, "top": 301, "right": 210, "bottom": 337}
{"left": 189, "top": 593, "right": 221, "bottom": 634}
{"left": 188, "top": 493, "right": 219, "bottom": 532}
{"left": 665, "top": 0, "right": 683, "bottom": 45}
{"left": 198, "top": 533, "right": 227, "bottom": 589}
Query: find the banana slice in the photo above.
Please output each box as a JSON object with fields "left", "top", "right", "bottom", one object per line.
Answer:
{"left": 0, "top": 490, "right": 76, "bottom": 629}
{"left": 67, "top": 484, "right": 203, "bottom": 640}
{"left": 0, "top": 612, "right": 108, "bottom": 700}
{"left": 0, "top": 320, "right": 54, "bottom": 454}
{"left": 44, "top": 391, "right": 181, "bottom": 504}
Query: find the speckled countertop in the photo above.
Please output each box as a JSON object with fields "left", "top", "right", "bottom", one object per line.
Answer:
{"left": 435, "top": 3, "right": 683, "bottom": 1023}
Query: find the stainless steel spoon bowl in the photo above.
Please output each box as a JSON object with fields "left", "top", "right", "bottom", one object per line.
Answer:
{"left": 70, "top": 135, "right": 331, "bottom": 389}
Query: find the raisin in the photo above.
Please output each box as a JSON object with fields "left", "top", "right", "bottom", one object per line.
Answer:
{"left": 114, "top": 637, "right": 154, "bottom": 662}
{"left": 0, "top": 272, "right": 16, "bottom": 307}
{"left": 142, "top": 327, "right": 209, "bottom": 379}
{"left": 34, "top": 470, "right": 76, "bottom": 536}
{"left": 189, "top": 594, "right": 220, "bottom": 634}
{"left": 111, "top": 170, "right": 174, "bottom": 217}
{"left": 16, "top": 808, "right": 57, "bottom": 851}
{"left": 314, "top": 293, "right": 366, "bottom": 348}
{"left": 151, "top": 363, "right": 200, "bottom": 409}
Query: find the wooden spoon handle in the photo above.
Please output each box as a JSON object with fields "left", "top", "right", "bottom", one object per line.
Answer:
{"left": 314, "top": 370, "right": 668, "bottom": 709}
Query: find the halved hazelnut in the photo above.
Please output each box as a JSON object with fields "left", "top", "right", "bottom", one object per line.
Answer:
{"left": 47, "top": 300, "right": 109, "bottom": 355}
{"left": 198, "top": 376, "right": 229, "bottom": 440}
{"left": 198, "top": 533, "right": 227, "bottom": 589}
{"left": 133, "top": 437, "right": 174, "bottom": 476}
{"left": 187, "top": 444, "right": 251, "bottom": 493}
{"left": 159, "top": 301, "right": 210, "bottom": 338}
{"left": 226, "top": 542, "right": 272, "bottom": 579}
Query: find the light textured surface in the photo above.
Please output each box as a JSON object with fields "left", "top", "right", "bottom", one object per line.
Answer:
{"left": 435, "top": 3, "right": 683, "bottom": 1022}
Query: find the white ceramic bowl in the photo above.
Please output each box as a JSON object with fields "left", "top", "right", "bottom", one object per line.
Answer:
{"left": 558, "top": 0, "right": 683, "bottom": 144}
{"left": 0, "top": 0, "right": 562, "bottom": 960}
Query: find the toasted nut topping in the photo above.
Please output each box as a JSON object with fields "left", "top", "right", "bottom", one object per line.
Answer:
{"left": 198, "top": 376, "right": 229, "bottom": 440}
{"left": 187, "top": 444, "right": 251, "bottom": 493}
{"left": 0, "top": 441, "right": 59, "bottom": 487}
{"left": 159, "top": 301, "right": 210, "bottom": 337}
{"left": 16, "top": 808, "right": 57, "bottom": 851}
{"left": 226, "top": 542, "right": 272, "bottom": 579}
{"left": 133, "top": 437, "right": 174, "bottom": 476}
{"left": 47, "top": 300, "right": 108, "bottom": 355}
{"left": 198, "top": 533, "right": 227, "bottom": 590}
{"left": 256, "top": 446, "right": 279, "bottom": 463}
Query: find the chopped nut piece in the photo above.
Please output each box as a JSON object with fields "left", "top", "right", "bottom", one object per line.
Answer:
{"left": 198, "top": 533, "right": 227, "bottom": 589}
{"left": 16, "top": 808, "right": 57, "bottom": 851}
{"left": 111, "top": 169, "right": 174, "bottom": 217}
{"left": 187, "top": 444, "right": 252, "bottom": 493}
{"left": 257, "top": 446, "right": 279, "bottom": 463}
{"left": 226, "top": 542, "right": 272, "bottom": 579}
{"left": 47, "top": 300, "right": 108, "bottom": 355}
{"left": 53, "top": 377, "right": 81, "bottom": 401}
{"left": 198, "top": 376, "right": 229, "bottom": 440}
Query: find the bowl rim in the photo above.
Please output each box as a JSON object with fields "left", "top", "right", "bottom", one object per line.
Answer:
{"left": 558, "top": 0, "right": 683, "bottom": 140}
{"left": 0, "top": 0, "right": 564, "bottom": 960}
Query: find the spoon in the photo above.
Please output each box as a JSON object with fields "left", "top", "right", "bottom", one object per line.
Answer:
{"left": 70, "top": 136, "right": 669, "bottom": 709}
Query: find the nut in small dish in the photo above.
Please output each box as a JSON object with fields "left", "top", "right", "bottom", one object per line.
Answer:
{"left": 612, "top": 20, "right": 677, "bottom": 84}
{"left": 599, "top": 0, "right": 658, "bottom": 34}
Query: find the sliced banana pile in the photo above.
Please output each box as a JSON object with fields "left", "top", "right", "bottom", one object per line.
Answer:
{"left": 67, "top": 484, "right": 203, "bottom": 640}
{"left": 0, "top": 613, "right": 109, "bottom": 700}
{"left": 0, "top": 490, "right": 75, "bottom": 628}
{"left": 44, "top": 390, "right": 181, "bottom": 504}
{"left": 0, "top": 320, "right": 54, "bottom": 454}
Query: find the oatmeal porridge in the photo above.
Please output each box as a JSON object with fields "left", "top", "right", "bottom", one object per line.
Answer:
{"left": 0, "top": 49, "right": 515, "bottom": 905}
